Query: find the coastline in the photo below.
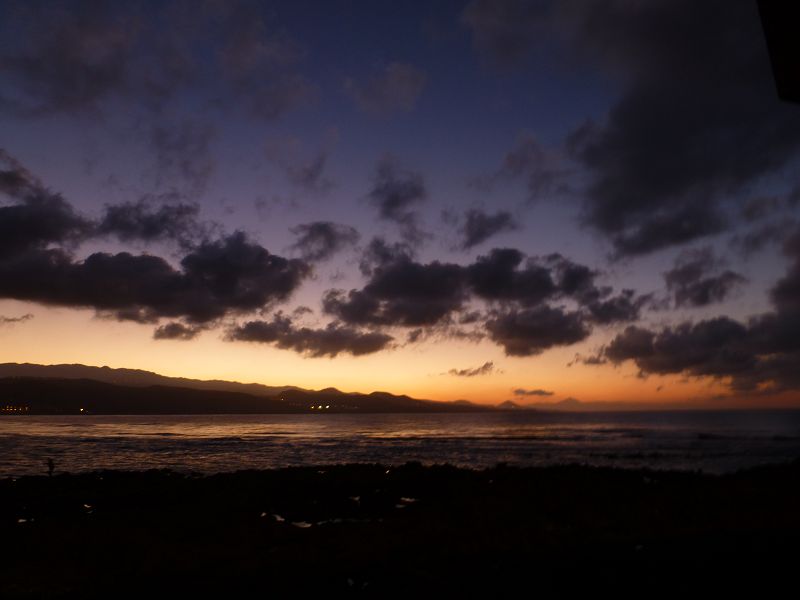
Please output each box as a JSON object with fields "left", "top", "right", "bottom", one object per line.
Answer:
{"left": 3, "top": 461, "right": 799, "bottom": 597}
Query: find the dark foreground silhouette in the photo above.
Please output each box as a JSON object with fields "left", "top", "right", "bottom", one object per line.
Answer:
{"left": 2, "top": 462, "right": 799, "bottom": 597}
{"left": 759, "top": 0, "right": 800, "bottom": 103}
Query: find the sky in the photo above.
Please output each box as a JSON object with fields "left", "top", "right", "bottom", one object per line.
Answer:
{"left": 1, "top": 0, "right": 799, "bottom": 407}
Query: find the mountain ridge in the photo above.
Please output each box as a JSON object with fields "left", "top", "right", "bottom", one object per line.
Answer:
{"left": 0, "top": 363, "right": 490, "bottom": 414}
{"left": 0, "top": 362, "right": 304, "bottom": 397}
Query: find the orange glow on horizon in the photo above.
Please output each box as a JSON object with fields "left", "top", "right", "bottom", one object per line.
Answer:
{"left": 2, "top": 301, "right": 798, "bottom": 409}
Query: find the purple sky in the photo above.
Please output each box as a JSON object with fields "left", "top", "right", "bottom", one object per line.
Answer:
{"left": 1, "top": 0, "right": 799, "bottom": 405}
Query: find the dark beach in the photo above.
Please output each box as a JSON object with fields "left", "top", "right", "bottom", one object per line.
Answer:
{"left": 3, "top": 461, "right": 799, "bottom": 598}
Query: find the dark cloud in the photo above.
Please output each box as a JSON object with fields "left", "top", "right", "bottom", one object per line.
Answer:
{"left": 664, "top": 247, "right": 746, "bottom": 308}
{"left": 604, "top": 326, "right": 657, "bottom": 365}
{"left": 215, "top": 4, "right": 315, "bottom": 120}
{"left": 2, "top": 154, "right": 309, "bottom": 326}
{"left": 327, "top": 243, "right": 645, "bottom": 356}
{"left": 176, "top": 232, "right": 311, "bottom": 322}
{"left": 604, "top": 203, "right": 727, "bottom": 258}
{"left": 403, "top": 321, "right": 486, "bottom": 345}
{"left": 0, "top": 248, "right": 178, "bottom": 323}
{"left": 289, "top": 222, "right": 360, "bottom": 262}
{"left": 486, "top": 306, "right": 591, "bottom": 356}
{"left": 584, "top": 290, "right": 649, "bottom": 325}
{"left": 0, "top": 165, "right": 34, "bottom": 197}
{"left": 771, "top": 229, "right": 800, "bottom": 314}
{"left": 367, "top": 158, "right": 428, "bottom": 242}
{"left": 1, "top": 151, "right": 92, "bottom": 257}
{"left": 0, "top": 313, "right": 33, "bottom": 325}
{"left": 741, "top": 195, "right": 787, "bottom": 223}
{"left": 0, "top": 231, "right": 310, "bottom": 324}
{"left": 227, "top": 313, "right": 393, "bottom": 357}
{"left": 150, "top": 119, "right": 216, "bottom": 197}
{"left": 546, "top": 253, "right": 603, "bottom": 305}
{"left": 467, "top": 250, "right": 646, "bottom": 323}
{"left": 323, "top": 256, "right": 467, "bottom": 327}
{"left": 562, "top": 0, "right": 800, "bottom": 255}
{"left": 730, "top": 220, "right": 798, "bottom": 257}
{"left": 481, "top": 135, "right": 569, "bottom": 201}
{"left": 0, "top": 1, "right": 137, "bottom": 115}
{"left": 569, "top": 353, "right": 607, "bottom": 367}
{"left": 0, "top": 1, "right": 314, "bottom": 119}
{"left": 461, "top": 0, "right": 549, "bottom": 68}
{"left": 327, "top": 246, "right": 466, "bottom": 329}
{"left": 345, "top": 62, "right": 427, "bottom": 115}
{"left": 448, "top": 361, "right": 495, "bottom": 377}
{"left": 605, "top": 319, "right": 756, "bottom": 386}
{"left": 6, "top": 125, "right": 648, "bottom": 360}
{"left": 292, "top": 305, "right": 313, "bottom": 317}
{"left": 466, "top": 248, "right": 556, "bottom": 305}
{"left": 358, "top": 237, "right": 415, "bottom": 275}
{"left": 217, "top": 14, "right": 302, "bottom": 76}
{"left": 3, "top": 147, "right": 648, "bottom": 360}
{"left": 0, "top": 149, "right": 42, "bottom": 197}
{"left": 460, "top": 209, "right": 518, "bottom": 249}
{"left": 602, "top": 228, "right": 800, "bottom": 392}
{"left": 459, "top": 310, "right": 483, "bottom": 325}
{"left": 153, "top": 322, "right": 200, "bottom": 341}
{"left": 98, "top": 200, "right": 207, "bottom": 248}
{"left": 266, "top": 141, "right": 336, "bottom": 195}
{"left": 513, "top": 388, "right": 553, "bottom": 397}
{"left": 730, "top": 188, "right": 799, "bottom": 256}
{"left": 264, "top": 136, "right": 335, "bottom": 195}
{"left": 0, "top": 193, "right": 91, "bottom": 259}
{"left": 285, "top": 154, "right": 333, "bottom": 194}
{"left": 465, "top": 1, "right": 800, "bottom": 256}
{"left": 406, "top": 328, "right": 424, "bottom": 344}
{"left": 3, "top": 150, "right": 213, "bottom": 251}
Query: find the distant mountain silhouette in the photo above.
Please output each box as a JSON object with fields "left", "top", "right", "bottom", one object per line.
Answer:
{"left": 0, "top": 377, "right": 289, "bottom": 414}
{"left": 0, "top": 362, "right": 302, "bottom": 397}
{"left": 278, "top": 388, "right": 481, "bottom": 413}
{"left": 451, "top": 399, "right": 478, "bottom": 407}
{"left": 497, "top": 400, "right": 522, "bottom": 410}
{"left": 0, "top": 364, "right": 492, "bottom": 414}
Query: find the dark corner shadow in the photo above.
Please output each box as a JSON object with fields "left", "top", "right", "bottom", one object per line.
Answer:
{"left": 758, "top": 0, "right": 800, "bottom": 104}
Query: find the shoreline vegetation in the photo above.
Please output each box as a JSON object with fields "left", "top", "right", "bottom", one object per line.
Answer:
{"left": 2, "top": 461, "right": 799, "bottom": 596}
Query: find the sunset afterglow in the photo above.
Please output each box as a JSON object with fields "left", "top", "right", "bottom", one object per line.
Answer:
{"left": 1, "top": 0, "right": 799, "bottom": 409}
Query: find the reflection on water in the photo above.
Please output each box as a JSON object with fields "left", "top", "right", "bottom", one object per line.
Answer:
{"left": 2, "top": 410, "right": 800, "bottom": 476}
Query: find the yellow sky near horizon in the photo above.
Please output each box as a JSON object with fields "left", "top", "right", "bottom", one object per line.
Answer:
{"left": 4, "top": 299, "right": 791, "bottom": 408}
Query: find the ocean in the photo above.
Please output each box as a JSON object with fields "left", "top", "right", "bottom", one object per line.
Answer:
{"left": 2, "top": 410, "right": 800, "bottom": 476}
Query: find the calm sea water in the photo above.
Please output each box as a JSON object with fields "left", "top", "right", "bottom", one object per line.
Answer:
{"left": 2, "top": 410, "right": 800, "bottom": 476}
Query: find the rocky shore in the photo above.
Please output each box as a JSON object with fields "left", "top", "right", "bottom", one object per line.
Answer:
{"left": 2, "top": 461, "right": 799, "bottom": 597}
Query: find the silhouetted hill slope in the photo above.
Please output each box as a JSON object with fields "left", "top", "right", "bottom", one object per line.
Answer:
{"left": 0, "top": 376, "right": 489, "bottom": 414}
{"left": 0, "top": 363, "right": 302, "bottom": 397}
{"left": 278, "top": 388, "right": 482, "bottom": 413}
{"left": 0, "top": 377, "right": 289, "bottom": 414}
